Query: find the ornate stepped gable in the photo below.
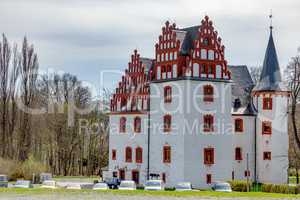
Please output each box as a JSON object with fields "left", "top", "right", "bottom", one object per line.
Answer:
{"left": 110, "top": 50, "right": 151, "bottom": 113}
{"left": 153, "top": 16, "right": 231, "bottom": 81}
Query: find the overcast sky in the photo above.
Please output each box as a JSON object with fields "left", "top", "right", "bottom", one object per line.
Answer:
{"left": 1, "top": 0, "right": 300, "bottom": 96}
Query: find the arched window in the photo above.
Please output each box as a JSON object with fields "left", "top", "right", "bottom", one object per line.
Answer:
{"left": 164, "top": 86, "right": 172, "bottom": 103}
{"left": 134, "top": 117, "right": 141, "bottom": 133}
{"left": 203, "top": 114, "right": 214, "bottom": 132}
{"left": 163, "top": 115, "right": 172, "bottom": 132}
{"left": 163, "top": 146, "right": 171, "bottom": 163}
{"left": 135, "top": 147, "right": 143, "bottom": 163}
{"left": 119, "top": 117, "right": 126, "bottom": 133}
{"left": 125, "top": 147, "right": 132, "bottom": 162}
{"left": 235, "top": 118, "right": 243, "bottom": 132}
{"left": 203, "top": 85, "right": 214, "bottom": 102}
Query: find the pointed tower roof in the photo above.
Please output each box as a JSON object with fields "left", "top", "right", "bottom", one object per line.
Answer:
{"left": 253, "top": 27, "right": 287, "bottom": 92}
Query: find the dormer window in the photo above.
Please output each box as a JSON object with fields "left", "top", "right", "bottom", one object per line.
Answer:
{"left": 203, "top": 38, "right": 209, "bottom": 46}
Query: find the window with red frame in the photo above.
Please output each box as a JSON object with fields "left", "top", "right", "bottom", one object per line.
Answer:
{"left": 235, "top": 118, "right": 243, "bottom": 132}
{"left": 163, "top": 115, "right": 172, "bottom": 132}
{"left": 262, "top": 121, "right": 272, "bottom": 135}
{"left": 201, "top": 64, "right": 206, "bottom": 74}
{"left": 119, "top": 117, "right": 126, "bottom": 133}
{"left": 163, "top": 146, "right": 171, "bottom": 163}
{"left": 204, "top": 148, "right": 214, "bottom": 165}
{"left": 263, "top": 97, "right": 272, "bottom": 110}
{"left": 206, "top": 174, "right": 212, "bottom": 184}
{"left": 203, "top": 85, "right": 214, "bottom": 102}
{"left": 125, "top": 147, "right": 132, "bottom": 162}
{"left": 203, "top": 115, "right": 214, "bottom": 132}
{"left": 235, "top": 147, "right": 242, "bottom": 160}
{"left": 164, "top": 86, "right": 172, "bottom": 103}
{"left": 263, "top": 152, "right": 271, "bottom": 160}
{"left": 162, "top": 173, "right": 166, "bottom": 183}
{"left": 244, "top": 170, "right": 250, "bottom": 177}
{"left": 134, "top": 117, "right": 141, "bottom": 133}
{"left": 208, "top": 65, "right": 214, "bottom": 74}
{"left": 135, "top": 147, "right": 143, "bottom": 163}
{"left": 112, "top": 149, "right": 116, "bottom": 160}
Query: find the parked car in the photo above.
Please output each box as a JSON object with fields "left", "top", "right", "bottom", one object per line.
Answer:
{"left": 41, "top": 180, "right": 57, "bottom": 189}
{"left": 211, "top": 182, "right": 232, "bottom": 192}
{"left": 93, "top": 182, "right": 109, "bottom": 190}
{"left": 144, "top": 180, "right": 164, "bottom": 191}
{"left": 104, "top": 177, "right": 120, "bottom": 189}
{"left": 175, "top": 182, "right": 192, "bottom": 191}
{"left": 118, "top": 180, "right": 136, "bottom": 190}
{"left": 0, "top": 175, "right": 8, "bottom": 188}
{"left": 13, "top": 180, "right": 33, "bottom": 188}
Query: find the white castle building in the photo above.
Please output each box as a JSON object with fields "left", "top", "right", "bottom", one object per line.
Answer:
{"left": 108, "top": 16, "right": 290, "bottom": 188}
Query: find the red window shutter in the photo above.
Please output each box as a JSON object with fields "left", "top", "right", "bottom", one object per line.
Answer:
{"left": 263, "top": 152, "right": 272, "bottom": 160}
{"left": 164, "top": 86, "right": 172, "bottom": 103}
{"left": 206, "top": 174, "right": 212, "bottom": 184}
{"left": 163, "top": 146, "right": 171, "bottom": 163}
{"left": 235, "top": 147, "right": 242, "bottom": 160}
{"left": 262, "top": 121, "right": 272, "bottom": 135}
{"left": 203, "top": 115, "right": 214, "bottom": 132}
{"left": 120, "top": 117, "right": 126, "bottom": 133}
{"left": 244, "top": 170, "right": 250, "bottom": 177}
{"left": 204, "top": 148, "right": 214, "bottom": 165}
{"left": 235, "top": 119, "right": 243, "bottom": 132}
{"left": 164, "top": 115, "right": 172, "bottom": 132}
{"left": 263, "top": 97, "right": 273, "bottom": 110}
{"left": 203, "top": 85, "right": 214, "bottom": 102}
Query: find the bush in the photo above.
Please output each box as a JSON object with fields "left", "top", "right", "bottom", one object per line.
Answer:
{"left": 0, "top": 156, "right": 48, "bottom": 181}
{"left": 261, "top": 183, "right": 273, "bottom": 193}
{"left": 228, "top": 180, "right": 252, "bottom": 192}
{"left": 262, "top": 183, "right": 299, "bottom": 194}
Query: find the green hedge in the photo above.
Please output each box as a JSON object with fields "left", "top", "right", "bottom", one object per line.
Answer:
{"left": 228, "top": 180, "right": 252, "bottom": 192}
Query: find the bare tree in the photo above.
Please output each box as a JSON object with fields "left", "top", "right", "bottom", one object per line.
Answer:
{"left": 18, "top": 37, "right": 39, "bottom": 161}
{"left": 249, "top": 66, "right": 262, "bottom": 85}
{"left": 286, "top": 48, "right": 300, "bottom": 151}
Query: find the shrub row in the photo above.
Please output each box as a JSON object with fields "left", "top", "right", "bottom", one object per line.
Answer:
{"left": 228, "top": 180, "right": 252, "bottom": 192}
{"left": 261, "top": 183, "right": 300, "bottom": 194}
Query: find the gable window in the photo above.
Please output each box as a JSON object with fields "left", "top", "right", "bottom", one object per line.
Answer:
{"left": 262, "top": 121, "right": 272, "bottom": 135}
{"left": 163, "top": 146, "right": 171, "bottom": 163}
{"left": 125, "top": 147, "right": 132, "bottom": 162}
{"left": 203, "top": 85, "right": 214, "bottom": 102}
{"left": 263, "top": 97, "right": 272, "bottom": 110}
{"left": 204, "top": 148, "right": 214, "bottom": 165}
{"left": 203, "top": 38, "right": 209, "bottom": 46}
{"left": 206, "top": 174, "right": 212, "bottom": 184}
{"left": 164, "top": 86, "right": 172, "bottom": 103}
{"left": 263, "top": 151, "right": 271, "bottom": 160}
{"left": 235, "top": 147, "right": 242, "bottom": 160}
{"left": 134, "top": 117, "right": 141, "bottom": 133}
{"left": 135, "top": 147, "right": 143, "bottom": 163}
{"left": 203, "top": 115, "right": 214, "bottom": 132}
{"left": 119, "top": 117, "right": 126, "bottom": 133}
{"left": 112, "top": 149, "right": 116, "bottom": 160}
{"left": 163, "top": 115, "right": 172, "bottom": 132}
{"left": 235, "top": 119, "right": 244, "bottom": 132}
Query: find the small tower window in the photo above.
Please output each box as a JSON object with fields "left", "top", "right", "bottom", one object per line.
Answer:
{"left": 235, "top": 119, "right": 244, "bottom": 132}
{"left": 263, "top": 97, "right": 273, "bottom": 110}
{"left": 235, "top": 147, "right": 242, "bottom": 160}
{"left": 164, "top": 86, "right": 172, "bottom": 103}
{"left": 163, "top": 115, "right": 172, "bottom": 132}
{"left": 262, "top": 121, "right": 272, "bottom": 135}
{"left": 112, "top": 149, "right": 116, "bottom": 160}
{"left": 119, "top": 117, "right": 126, "bottom": 133}
{"left": 203, "top": 85, "right": 214, "bottom": 102}
{"left": 163, "top": 146, "right": 171, "bottom": 163}
{"left": 204, "top": 148, "right": 214, "bottom": 164}
{"left": 206, "top": 174, "right": 212, "bottom": 184}
{"left": 263, "top": 151, "right": 272, "bottom": 160}
{"left": 134, "top": 117, "right": 141, "bottom": 133}
{"left": 203, "top": 114, "right": 214, "bottom": 132}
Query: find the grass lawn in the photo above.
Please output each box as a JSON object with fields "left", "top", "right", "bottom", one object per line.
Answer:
{"left": 0, "top": 188, "right": 300, "bottom": 199}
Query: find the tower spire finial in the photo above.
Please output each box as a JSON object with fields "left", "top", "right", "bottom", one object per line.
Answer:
{"left": 269, "top": 10, "right": 273, "bottom": 32}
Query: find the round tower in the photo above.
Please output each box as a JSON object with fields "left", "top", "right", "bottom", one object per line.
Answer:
{"left": 252, "top": 25, "right": 290, "bottom": 184}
